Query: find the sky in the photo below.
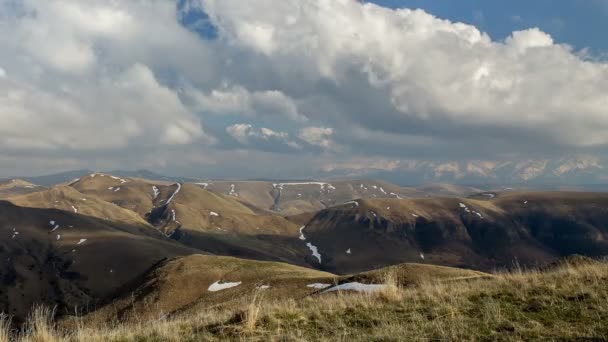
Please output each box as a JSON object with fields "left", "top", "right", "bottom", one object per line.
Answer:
{"left": 0, "top": 0, "right": 607, "bottom": 179}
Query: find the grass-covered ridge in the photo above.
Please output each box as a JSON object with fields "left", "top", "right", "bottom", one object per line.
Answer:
{"left": 3, "top": 257, "right": 607, "bottom": 341}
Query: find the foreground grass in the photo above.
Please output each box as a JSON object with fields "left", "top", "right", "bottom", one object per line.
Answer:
{"left": 4, "top": 260, "right": 608, "bottom": 341}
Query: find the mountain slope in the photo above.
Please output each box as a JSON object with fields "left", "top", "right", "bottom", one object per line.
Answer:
{"left": 0, "top": 201, "right": 196, "bottom": 323}
{"left": 9, "top": 185, "right": 149, "bottom": 226}
{"left": 71, "top": 175, "right": 314, "bottom": 266}
{"left": 200, "top": 180, "right": 454, "bottom": 215}
{"left": 300, "top": 192, "right": 608, "bottom": 273}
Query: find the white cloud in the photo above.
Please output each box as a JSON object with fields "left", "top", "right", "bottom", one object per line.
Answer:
{"left": 226, "top": 123, "right": 255, "bottom": 144}
{"left": 202, "top": 0, "right": 608, "bottom": 148}
{"left": 226, "top": 123, "right": 299, "bottom": 149}
{"left": 0, "top": 0, "right": 212, "bottom": 152}
{"left": 0, "top": 63, "right": 208, "bottom": 150}
{"left": 298, "top": 126, "right": 334, "bottom": 149}
{"left": 186, "top": 85, "right": 306, "bottom": 121}
{"left": 1, "top": 0, "right": 608, "bottom": 176}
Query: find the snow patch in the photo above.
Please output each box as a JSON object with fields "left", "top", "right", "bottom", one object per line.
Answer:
{"left": 196, "top": 182, "right": 209, "bottom": 189}
{"left": 152, "top": 186, "right": 160, "bottom": 199}
{"left": 208, "top": 281, "right": 242, "bottom": 292}
{"left": 229, "top": 184, "right": 238, "bottom": 197}
{"left": 346, "top": 248, "right": 352, "bottom": 254}
{"left": 343, "top": 200, "right": 359, "bottom": 207}
{"left": 257, "top": 285, "right": 271, "bottom": 289}
{"left": 274, "top": 182, "right": 335, "bottom": 191}
{"left": 77, "top": 239, "right": 87, "bottom": 245}
{"left": 71, "top": 206, "right": 78, "bottom": 213}
{"left": 322, "top": 282, "right": 387, "bottom": 294}
{"left": 110, "top": 176, "right": 129, "bottom": 184}
{"left": 210, "top": 211, "right": 220, "bottom": 217}
{"left": 166, "top": 183, "right": 182, "bottom": 204}
{"left": 299, "top": 226, "right": 307, "bottom": 240}
{"left": 306, "top": 242, "right": 322, "bottom": 263}
{"left": 307, "top": 283, "right": 332, "bottom": 289}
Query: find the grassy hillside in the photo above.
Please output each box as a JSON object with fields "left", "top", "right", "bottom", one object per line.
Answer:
{"left": 2, "top": 258, "right": 607, "bottom": 341}
{"left": 9, "top": 186, "right": 149, "bottom": 226}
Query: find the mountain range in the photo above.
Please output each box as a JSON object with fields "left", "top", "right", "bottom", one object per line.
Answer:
{"left": 10, "top": 156, "right": 608, "bottom": 191}
{"left": 1, "top": 171, "right": 608, "bottom": 326}
{"left": 322, "top": 155, "right": 608, "bottom": 188}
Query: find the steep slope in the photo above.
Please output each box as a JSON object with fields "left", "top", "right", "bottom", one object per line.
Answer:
{"left": 149, "top": 183, "right": 313, "bottom": 266}
{"left": 70, "top": 173, "right": 172, "bottom": 218}
{"left": 71, "top": 175, "right": 313, "bottom": 266}
{"left": 0, "top": 201, "right": 196, "bottom": 323}
{"left": 300, "top": 192, "right": 608, "bottom": 274}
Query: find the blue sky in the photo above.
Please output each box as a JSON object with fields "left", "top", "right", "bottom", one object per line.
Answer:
{"left": 369, "top": 0, "right": 607, "bottom": 55}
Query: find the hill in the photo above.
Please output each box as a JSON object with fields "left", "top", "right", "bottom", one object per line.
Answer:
{"left": 300, "top": 192, "right": 608, "bottom": 273}
{"left": 8, "top": 258, "right": 608, "bottom": 341}
{"left": 86, "top": 254, "right": 336, "bottom": 323}
{"left": 0, "top": 179, "right": 44, "bottom": 198}
{"left": 200, "top": 180, "right": 481, "bottom": 215}
{"left": 0, "top": 201, "right": 196, "bottom": 323}
{"left": 8, "top": 185, "right": 149, "bottom": 226}
{"left": 81, "top": 255, "right": 487, "bottom": 324}
{"left": 70, "top": 174, "right": 313, "bottom": 266}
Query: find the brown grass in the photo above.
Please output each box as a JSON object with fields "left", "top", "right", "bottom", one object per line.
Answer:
{"left": 3, "top": 260, "right": 608, "bottom": 341}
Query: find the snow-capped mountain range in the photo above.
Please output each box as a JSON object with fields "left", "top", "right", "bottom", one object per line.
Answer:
{"left": 323, "top": 156, "right": 608, "bottom": 186}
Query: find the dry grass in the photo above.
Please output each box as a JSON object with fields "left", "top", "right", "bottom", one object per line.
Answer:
{"left": 3, "top": 260, "right": 608, "bottom": 341}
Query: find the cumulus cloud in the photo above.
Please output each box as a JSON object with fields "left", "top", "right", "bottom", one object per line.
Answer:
{"left": 0, "top": 0, "right": 214, "bottom": 153}
{"left": 201, "top": 0, "right": 608, "bottom": 150}
{"left": 185, "top": 85, "right": 306, "bottom": 121}
{"left": 298, "top": 127, "right": 335, "bottom": 149}
{"left": 1, "top": 0, "right": 608, "bottom": 177}
{"left": 226, "top": 123, "right": 300, "bottom": 149}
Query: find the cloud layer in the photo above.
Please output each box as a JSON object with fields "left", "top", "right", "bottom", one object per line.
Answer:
{"left": 0, "top": 0, "right": 607, "bottom": 177}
